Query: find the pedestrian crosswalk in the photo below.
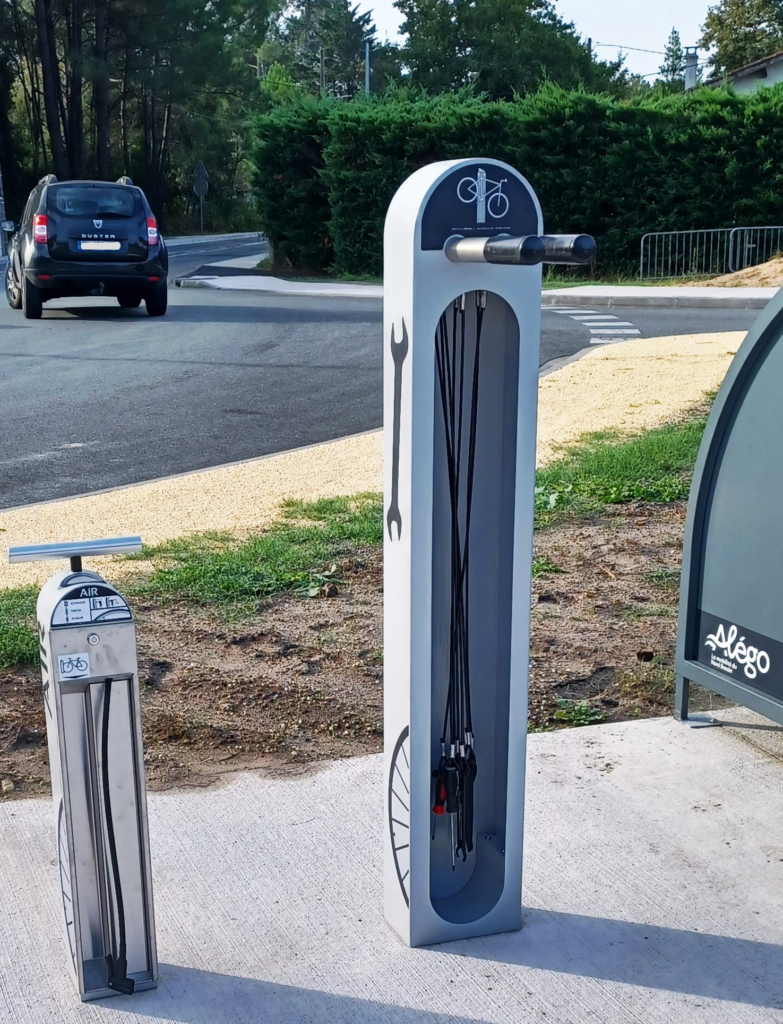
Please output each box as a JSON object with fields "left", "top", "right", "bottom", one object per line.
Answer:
{"left": 542, "top": 306, "right": 642, "bottom": 345}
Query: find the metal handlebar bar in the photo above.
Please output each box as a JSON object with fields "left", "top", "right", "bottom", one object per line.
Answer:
{"left": 9, "top": 537, "right": 142, "bottom": 564}
{"left": 444, "top": 232, "right": 596, "bottom": 266}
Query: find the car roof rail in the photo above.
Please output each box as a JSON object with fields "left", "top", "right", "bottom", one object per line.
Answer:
{"left": 116, "top": 176, "right": 133, "bottom": 186}
{"left": 39, "top": 173, "right": 58, "bottom": 185}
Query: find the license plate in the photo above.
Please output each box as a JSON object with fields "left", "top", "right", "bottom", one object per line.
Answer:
{"left": 78, "top": 241, "right": 121, "bottom": 251}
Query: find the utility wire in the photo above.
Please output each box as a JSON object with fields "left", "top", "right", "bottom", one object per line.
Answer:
{"left": 594, "top": 43, "right": 667, "bottom": 55}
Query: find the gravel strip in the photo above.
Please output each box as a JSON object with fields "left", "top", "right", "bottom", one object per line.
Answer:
{"left": 0, "top": 332, "right": 743, "bottom": 590}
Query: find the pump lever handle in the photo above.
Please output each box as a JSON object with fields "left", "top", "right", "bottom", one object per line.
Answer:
{"left": 9, "top": 536, "right": 142, "bottom": 564}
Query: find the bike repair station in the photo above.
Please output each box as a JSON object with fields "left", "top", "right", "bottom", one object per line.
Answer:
{"left": 382, "top": 158, "right": 594, "bottom": 946}
{"left": 9, "top": 537, "right": 158, "bottom": 1001}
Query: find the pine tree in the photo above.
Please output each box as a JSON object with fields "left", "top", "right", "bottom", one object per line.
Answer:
{"left": 659, "top": 28, "right": 685, "bottom": 83}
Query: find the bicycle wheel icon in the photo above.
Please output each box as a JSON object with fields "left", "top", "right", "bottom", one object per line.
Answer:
{"left": 457, "top": 177, "right": 479, "bottom": 204}
{"left": 487, "top": 190, "right": 509, "bottom": 219}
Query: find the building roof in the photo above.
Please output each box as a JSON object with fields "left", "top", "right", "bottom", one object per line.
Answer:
{"left": 707, "top": 48, "right": 783, "bottom": 86}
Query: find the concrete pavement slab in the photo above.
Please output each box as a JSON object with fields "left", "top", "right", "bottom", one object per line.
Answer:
{"left": 2, "top": 717, "right": 782, "bottom": 1022}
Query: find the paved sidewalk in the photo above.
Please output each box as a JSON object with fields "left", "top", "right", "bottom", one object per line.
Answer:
{"left": 165, "top": 232, "right": 264, "bottom": 249}
{"left": 2, "top": 717, "right": 782, "bottom": 1022}
{"left": 541, "top": 284, "right": 777, "bottom": 309}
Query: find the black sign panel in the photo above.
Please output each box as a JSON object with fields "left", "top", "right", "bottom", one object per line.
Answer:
{"left": 421, "top": 164, "right": 538, "bottom": 251}
{"left": 65, "top": 585, "right": 118, "bottom": 601}
{"left": 696, "top": 610, "right": 783, "bottom": 701}
{"left": 675, "top": 289, "right": 783, "bottom": 725}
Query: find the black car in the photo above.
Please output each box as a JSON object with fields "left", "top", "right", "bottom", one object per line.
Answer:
{"left": 4, "top": 175, "right": 168, "bottom": 319}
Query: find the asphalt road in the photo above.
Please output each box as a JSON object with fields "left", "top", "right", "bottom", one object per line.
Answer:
{"left": 0, "top": 241, "right": 761, "bottom": 509}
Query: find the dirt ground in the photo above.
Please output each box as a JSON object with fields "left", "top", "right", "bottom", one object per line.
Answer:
{"left": 0, "top": 502, "right": 706, "bottom": 800}
{"left": 693, "top": 255, "right": 783, "bottom": 288}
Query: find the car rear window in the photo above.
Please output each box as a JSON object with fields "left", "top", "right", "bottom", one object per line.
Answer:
{"left": 49, "top": 185, "right": 137, "bottom": 218}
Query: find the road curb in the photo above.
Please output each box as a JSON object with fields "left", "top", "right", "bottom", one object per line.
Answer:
{"left": 174, "top": 277, "right": 384, "bottom": 299}
{"left": 175, "top": 275, "right": 773, "bottom": 308}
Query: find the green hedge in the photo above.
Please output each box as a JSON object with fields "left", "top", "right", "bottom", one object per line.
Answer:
{"left": 250, "top": 85, "right": 783, "bottom": 277}
{"left": 250, "top": 97, "right": 334, "bottom": 272}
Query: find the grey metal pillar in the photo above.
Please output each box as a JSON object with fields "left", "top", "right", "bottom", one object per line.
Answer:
{"left": 674, "top": 674, "right": 690, "bottom": 721}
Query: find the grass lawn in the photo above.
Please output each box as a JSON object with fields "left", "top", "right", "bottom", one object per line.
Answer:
{"left": 0, "top": 410, "right": 709, "bottom": 671}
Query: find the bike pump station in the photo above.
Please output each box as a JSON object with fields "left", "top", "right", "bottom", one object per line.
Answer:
{"left": 383, "top": 159, "right": 594, "bottom": 946}
{"left": 9, "top": 537, "right": 158, "bottom": 1000}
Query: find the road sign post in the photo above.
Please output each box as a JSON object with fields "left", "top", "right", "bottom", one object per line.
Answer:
{"left": 382, "top": 158, "right": 594, "bottom": 946}
{"left": 0, "top": 152, "right": 7, "bottom": 259}
{"left": 8, "top": 538, "right": 158, "bottom": 1001}
{"left": 676, "top": 290, "right": 783, "bottom": 726}
{"left": 193, "top": 162, "right": 209, "bottom": 235}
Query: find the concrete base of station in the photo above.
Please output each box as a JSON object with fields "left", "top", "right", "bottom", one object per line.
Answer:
{"left": 2, "top": 716, "right": 782, "bottom": 1023}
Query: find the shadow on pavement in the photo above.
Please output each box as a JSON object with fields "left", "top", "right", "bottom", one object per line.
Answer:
{"left": 103, "top": 964, "right": 493, "bottom": 1024}
{"left": 45, "top": 303, "right": 382, "bottom": 325}
{"left": 448, "top": 908, "right": 783, "bottom": 1008}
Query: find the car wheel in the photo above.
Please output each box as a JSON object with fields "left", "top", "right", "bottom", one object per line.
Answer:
{"left": 21, "top": 274, "right": 42, "bottom": 320}
{"left": 5, "top": 261, "right": 22, "bottom": 310}
{"left": 145, "top": 282, "right": 168, "bottom": 318}
{"left": 118, "top": 294, "right": 142, "bottom": 309}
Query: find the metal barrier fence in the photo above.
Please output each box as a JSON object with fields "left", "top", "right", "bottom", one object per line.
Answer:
{"left": 640, "top": 226, "right": 783, "bottom": 280}
{"left": 730, "top": 226, "right": 783, "bottom": 273}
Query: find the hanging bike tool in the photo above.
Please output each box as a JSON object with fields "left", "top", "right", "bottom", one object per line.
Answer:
{"left": 383, "top": 159, "right": 595, "bottom": 946}
{"left": 8, "top": 537, "right": 158, "bottom": 1001}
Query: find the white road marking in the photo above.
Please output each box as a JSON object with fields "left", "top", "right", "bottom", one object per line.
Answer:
{"left": 589, "top": 328, "right": 641, "bottom": 334}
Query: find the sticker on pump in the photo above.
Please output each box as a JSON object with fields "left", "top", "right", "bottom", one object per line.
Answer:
{"left": 52, "top": 585, "right": 132, "bottom": 627}
{"left": 58, "top": 652, "right": 91, "bottom": 680}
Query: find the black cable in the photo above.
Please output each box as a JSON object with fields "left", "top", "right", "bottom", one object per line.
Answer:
{"left": 432, "top": 291, "right": 485, "bottom": 864}
{"left": 101, "top": 678, "right": 135, "bottom": 995}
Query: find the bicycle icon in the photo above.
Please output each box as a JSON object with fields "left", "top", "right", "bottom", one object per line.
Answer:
{"left": 457, "top": 168, "right": 509, "bottom": 223}
{"left": 60, "top": 656, "right": 88, "bottom": 675}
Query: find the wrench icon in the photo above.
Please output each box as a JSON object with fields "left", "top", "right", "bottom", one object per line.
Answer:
{"left": 387, "top": 318, "right": 409, "bottom": 541}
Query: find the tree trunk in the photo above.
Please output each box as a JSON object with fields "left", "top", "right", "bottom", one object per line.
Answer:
{"left": 0, "top": 77, "right": 22, "bottom": 213}
{"left": 33, "top": 0, "right": 68, "bottom": 178}
{"left": 120, "top": 49, "right": 130, "bottom": 173}
{"left": 66, "top": 0, "right": 84, "bottom": 177}
{"left": 93, "top": 0, "right": 110, "bottom": 179}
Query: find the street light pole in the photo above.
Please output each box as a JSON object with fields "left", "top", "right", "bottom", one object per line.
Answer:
{"left": 365, "top": 41, "right": 370, "bottom": 95}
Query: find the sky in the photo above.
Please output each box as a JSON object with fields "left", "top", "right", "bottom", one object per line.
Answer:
{"left": 357, "top": 0, "right": 713, "bottom": 79}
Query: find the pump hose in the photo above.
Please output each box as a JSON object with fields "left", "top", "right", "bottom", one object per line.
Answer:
{"left": 101, "top": 677, "right": 135, "bottom": 995}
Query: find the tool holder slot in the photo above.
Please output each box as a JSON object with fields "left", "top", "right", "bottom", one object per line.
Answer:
{"left": 429, "top": 290, "right": 518, "bottom": 923}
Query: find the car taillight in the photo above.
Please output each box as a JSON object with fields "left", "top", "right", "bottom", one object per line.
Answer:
{"left": 33, "top": 214, "right": 48, "bottom": 245}
{"left": 147, "top": 217, "right": 159, "bottom": 246}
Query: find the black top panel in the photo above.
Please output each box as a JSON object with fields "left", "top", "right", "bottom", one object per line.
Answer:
{"left": 421, "top": 164, "right": 538, "bottom": 251}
